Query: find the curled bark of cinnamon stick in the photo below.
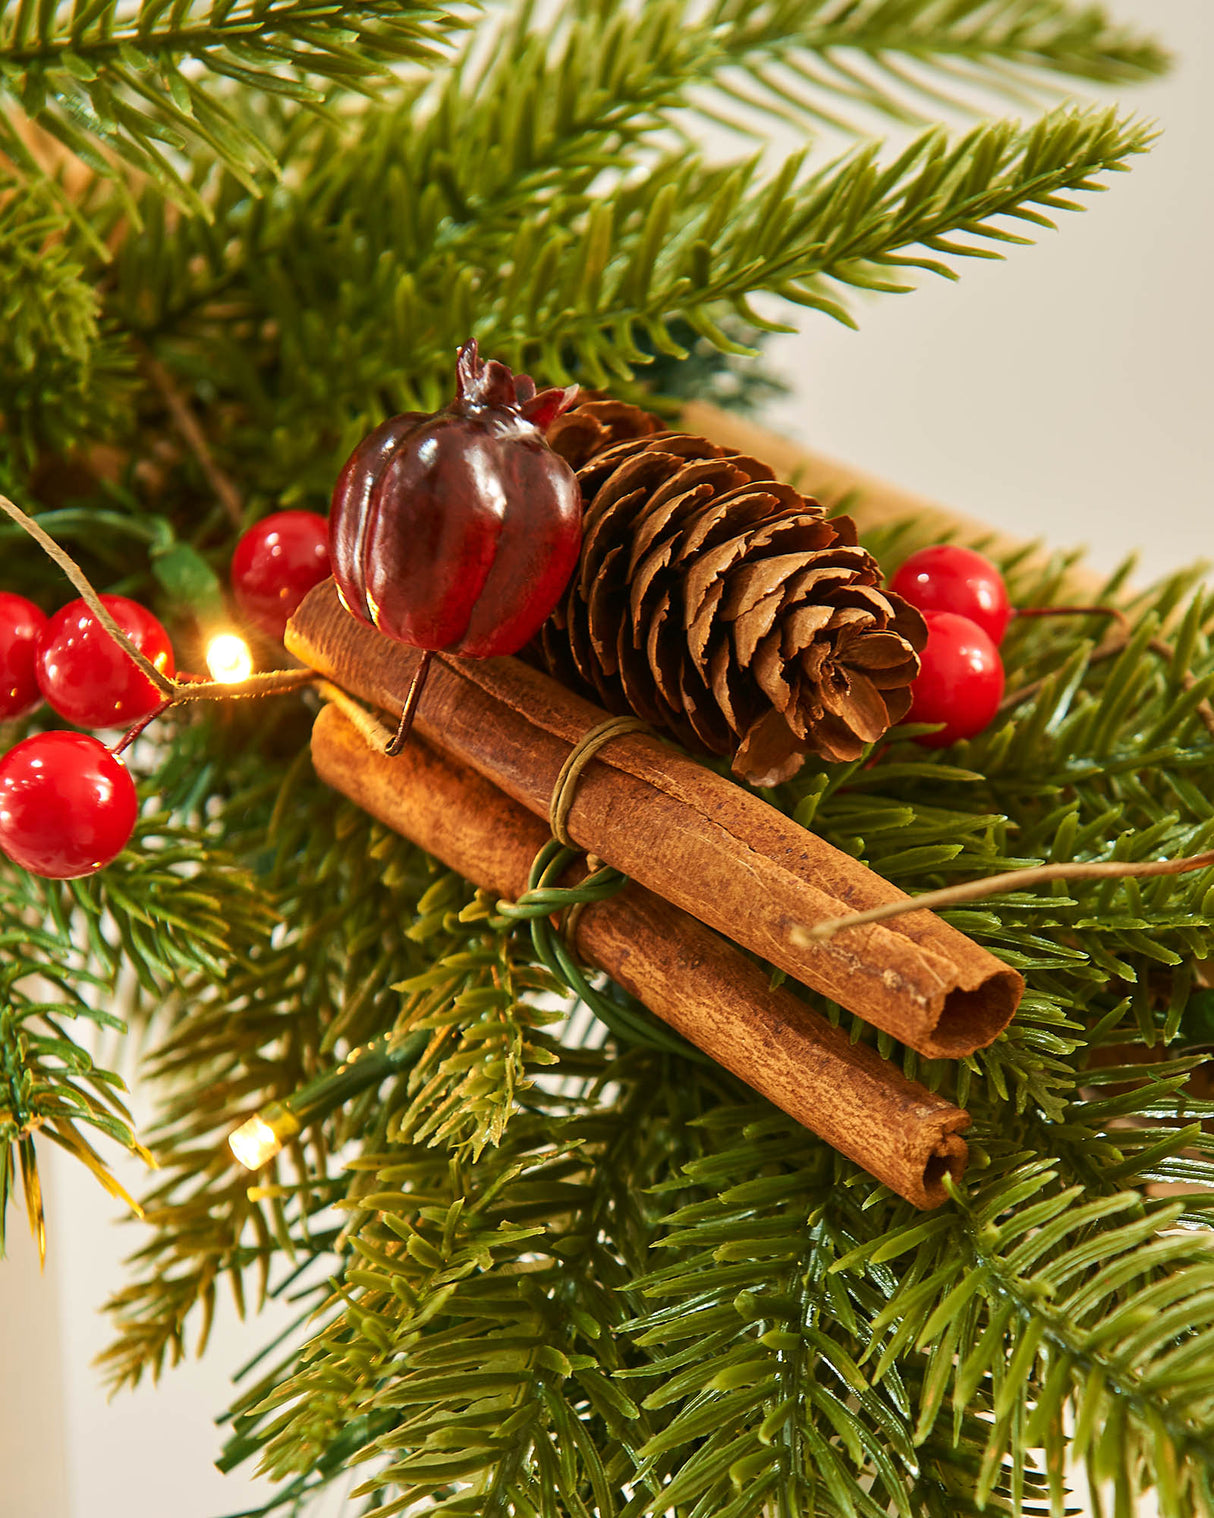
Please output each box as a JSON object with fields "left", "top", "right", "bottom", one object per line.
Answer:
{"left": 288, "top": 580, "right": 1022, "bottom": 1059}
{"left": 312, "top": 701, "right": 970, "bottom": 1209}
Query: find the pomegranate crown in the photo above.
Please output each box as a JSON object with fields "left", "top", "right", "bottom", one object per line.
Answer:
{"left": 454, "top": 339, "right": 578, "bottom": 430}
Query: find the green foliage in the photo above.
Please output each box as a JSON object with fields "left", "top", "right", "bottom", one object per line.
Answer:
{"left": 387, "top": 890, "right": 568, "bottom": 1161}
{"left": 675, "top": 0, "right": 1167, "bottom": 131}
{"left": 88, "top": 549, "right": 1214, "bottom": 1518}
{"left": 0, "top": 0, "right": 465, "bottom": 197}
{"left": 201, "top": 555, "right": 1214, "bottom": 1518}
{"left": 99, "top": 91, "right": 1154, "bottom": 509}
{"left": 0, "top": 0, "right": 1202, "bottom": 1514}
{"left": 0, "top": 803, "right": 273, "bottom": 1254}
{"left": 0, "top": 169, "right": 135, "bottom": 456}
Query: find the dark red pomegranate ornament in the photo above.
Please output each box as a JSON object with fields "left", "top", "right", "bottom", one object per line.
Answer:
{"left": 330, "top": 341, "right": 581, "bottom": 750}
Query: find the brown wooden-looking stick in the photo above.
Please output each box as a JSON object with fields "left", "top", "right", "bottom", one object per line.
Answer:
{"left": 311, "top": 701, "right": 970, "bottom": 1209}
{"left": 287, "top": 581, "right": 1023, "bottom": 1060}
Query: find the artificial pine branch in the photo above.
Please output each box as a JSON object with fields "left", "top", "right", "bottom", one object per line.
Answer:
{"left": 3, "top": 2, "right": 1211, "bottom": 1514}
{"left": 128, "top": 538, "right": 1211, "bottom": 1517}
{"left": 0, "top": 804, "right": 277, "bottom": 1254}
{"left": 87, "top": 101, "right": 1150, "bottom": 514}
{"left": 0, "top": 0, "right": 465, "bottom": 195}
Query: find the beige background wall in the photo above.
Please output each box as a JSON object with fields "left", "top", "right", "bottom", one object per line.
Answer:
{"left": 1, "top": 2, "right": 1209, "bottom": 1514}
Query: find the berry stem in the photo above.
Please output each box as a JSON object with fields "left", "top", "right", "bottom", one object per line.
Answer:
{"left": 1009, "top": 604, "right": 1131, "bottom": 630}
{"left": 0, "top": 492, "right": 177, "bottom": 699}
{"left": 798, "top": 848, "right": 1214, "bottom": 942}
{"left": 999, "top": 604, "right": 1214, "bottom": 739}
{"left": 111, "top": 696, "right": 175, "bottom": 757}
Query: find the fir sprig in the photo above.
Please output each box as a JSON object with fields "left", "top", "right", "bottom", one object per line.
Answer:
{"left": 0, "top": 0, "right": 465, "bottom": 196}
{"left": 97, "top": 98, "right": 1151, "bottom": 510}
{"left": 0, "top": 809, "right": 274, "bottom": 1254}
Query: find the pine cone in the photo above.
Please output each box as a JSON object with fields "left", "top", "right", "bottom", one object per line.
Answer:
{"left": 540, "top": 410, "right": 926, "bottom": 786}
{"left": 547, "top": 396, "right": 663, "bottom": 471}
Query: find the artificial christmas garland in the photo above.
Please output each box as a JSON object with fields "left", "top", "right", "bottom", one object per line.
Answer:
{"left": 3, "top": 5, "right": 1213, "bottom": 1517}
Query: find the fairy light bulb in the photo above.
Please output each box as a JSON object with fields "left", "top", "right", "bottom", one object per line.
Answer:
{"left": 206, "top": 632, "right": 254, "bottom": 684}
{"left": 228, "top": 1103, "right": 301, "bottom": 1170}
{"left": 226, "top": 1034, "right": 427, "bottom": 1172}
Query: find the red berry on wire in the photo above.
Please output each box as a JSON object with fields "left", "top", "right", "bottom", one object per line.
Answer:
{"left": 0, "top": 731, "right": 137, "bottom": 878}
{"left": 907, "top": 611, "right": 1005, "bottom": 748}
{"left": 891, "top": 545, "right": 1010, "bottom": 646}
{"left": 231, "top": 510, "right": 331, "bottom": 641}
{"left": 36, "top": 595, "right": 175, "bottom": 729}
{"left": 0, "top": 593, "right": 49, "bottom": 720}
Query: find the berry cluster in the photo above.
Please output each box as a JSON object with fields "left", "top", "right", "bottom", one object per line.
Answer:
{"left": 890, "top": 545, "right": 1008, "bottom": 747}
{"left": 0, "top": 511, "right": 332, "bottom": 882}
{"left": 0, "top": 592, "right": 173, "bottom": 878}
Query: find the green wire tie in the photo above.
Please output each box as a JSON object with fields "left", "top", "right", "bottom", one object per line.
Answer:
{"left": 490, "top": 715, "right": 712, "bottom": 1066}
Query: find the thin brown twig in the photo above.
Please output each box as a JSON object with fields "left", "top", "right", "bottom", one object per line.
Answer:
{"left": 1011, "top": 606, "right": 1132, "bottom": 630}
{"left": 141, "top": 350, "right": 243, "bottom": 528}
{"left": 797, "top": 850, "right": 1214, "bottom": 943}
{"left": 171, "top": 668, "right": 318, "bottom": 702}
{"left": 998, "top": 606, "right": 1130, "bottom": 716}
{"left": 996, "top": 605, "right": 1214, "bottom": 740}
{"left": 1149, "top": 637, "right": 1214, "bottom": 741}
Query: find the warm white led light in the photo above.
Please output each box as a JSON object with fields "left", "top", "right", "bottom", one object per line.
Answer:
{"left": 228, "top": 1115, "right": 284, "bottom": 1170}
{"left": 206, "top": 633, "right": 254, "bottom": 684}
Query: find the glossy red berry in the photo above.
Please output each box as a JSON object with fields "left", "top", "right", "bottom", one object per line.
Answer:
{"left": 0, "top": 593, "right": 49, "bottom": 720}
{"left": 231, "top": 510, "right": 331, "bottom": 640}
{"left": 0, "top": 731, "right": 137, "bottom": 877}
{"left": 907, "top": 611, "right": 1005, "bottom": 748}
{"left": 891, "top": 545, "right": 1010, "bottom": 646}
{"left": 36, "top": 595, "right": 175, "bottom": 729}
{"left": 330, "top": 341, "right": 582, "bottom": 658}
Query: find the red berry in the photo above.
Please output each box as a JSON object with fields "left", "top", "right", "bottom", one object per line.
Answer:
{"left": 907, "top": 611, "right": 1005, "bottom": 748}
{"left": 36, "top": 595, "right": 175, "bottom": 729}
{"left": 0, "top": 593, "right": 49, "bottom": 720}
{"left": 330, "top": 341, "right": 581, "bottom": 658}
{"left": 0, "top": 731, "right": 137, "bottom": 878}
{"left": 890, "top": 545, "right": 1010, "bottom": 646}
{"left": 231, "top": 510, "right": 331, "bottom": 640}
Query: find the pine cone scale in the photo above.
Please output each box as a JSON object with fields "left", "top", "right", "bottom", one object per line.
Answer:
{"left": 819, "top": 667, "right": 892, "bottom": 744}
{"left": 777, "top": 602, "right": 835, "bottom": 655}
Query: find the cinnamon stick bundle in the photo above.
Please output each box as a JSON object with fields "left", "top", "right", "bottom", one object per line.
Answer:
{"left": 312, "top": 702, "right": 970, "bottom": 1208}
{"left": 288, "top": 581, "right": 1022, "bottom": 1059}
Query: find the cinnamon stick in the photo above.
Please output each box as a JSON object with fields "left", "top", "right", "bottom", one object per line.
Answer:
{"left": 312, "top": 701, "right": 970, "bottom": 1209}
{"left": 287, "top": 580, "right": 1022, "bottom": 1059}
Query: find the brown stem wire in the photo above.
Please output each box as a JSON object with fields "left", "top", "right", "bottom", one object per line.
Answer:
{"left": 998, "top": 603, "right": 1214, "bottom": 740}
{"left": 799, "top": 602, "right": 1214, "bottom": 943}
{"left": 169, "top": 668, "right": 318, "bottom": 703}
{"left": 997, "top": 606, "right": 1130, "bottom": 717}
{"left": 799, "top": 850, "right": 1214, "bottom": 943}
{"left": 141, "top": 350, "right": 244, "bottom": 529}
